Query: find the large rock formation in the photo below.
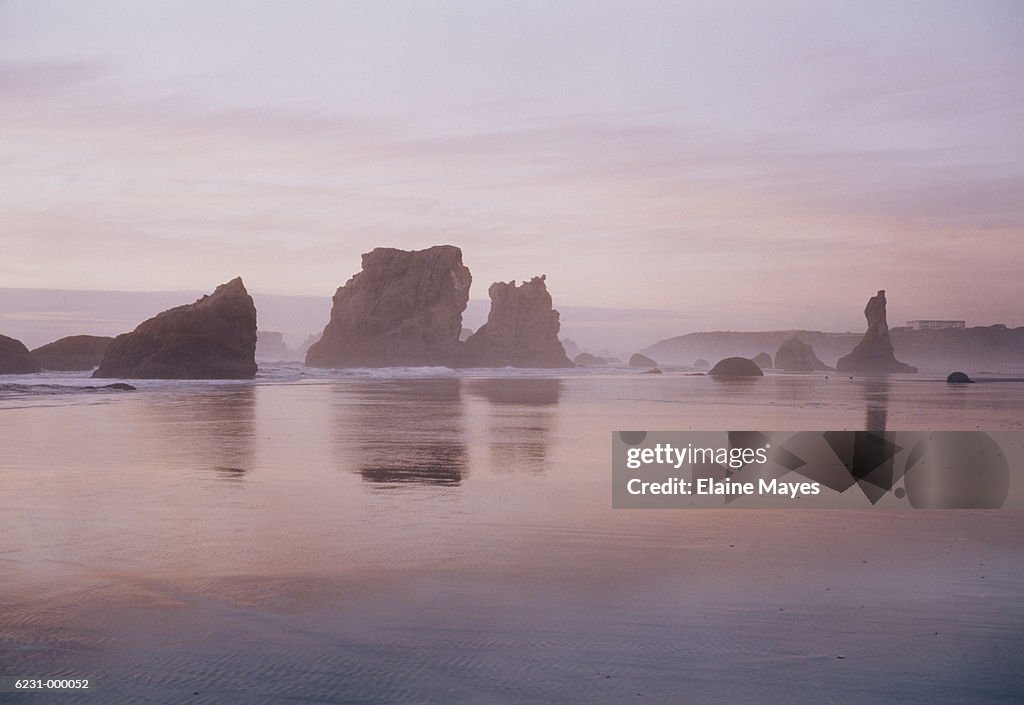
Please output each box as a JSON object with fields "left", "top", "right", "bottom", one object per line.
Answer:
{"left": 836, "top": 290, "right": 917, "bottom": 373}
{"left": 31, "top": 335, "right": 113, "bottom": 371}
{"left": 0, "top": 334, "right": 40, "bottom": 374}
{"left": 708, "top": 356, "right": 763, "bottom": 377}
{"left": 462, "top": 275, "right": 572, "bottom": 368}
{"left": 774, "top": 337, "right": 831, "bottom": 372}
{"left": 93, "top": 278, "right": 257, "bottom": 379}
{"left": 752, "top": 352, "right": 773, "bottom": 370}
{"left": 306, "top": 246, "right": 471, "bottom": 367}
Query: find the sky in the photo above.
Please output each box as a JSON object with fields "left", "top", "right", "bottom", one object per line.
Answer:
{"left": 1, "top": 0, "right": 1022, "bottom": 333}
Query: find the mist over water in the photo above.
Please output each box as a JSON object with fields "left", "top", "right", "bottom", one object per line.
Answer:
{"left": 2, "top": 371, "right": 1022, "bottom": 703}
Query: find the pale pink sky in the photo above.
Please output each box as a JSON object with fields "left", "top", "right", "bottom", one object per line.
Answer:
{"left": 1, "top": 1, "right": 1022, "bottom": 332}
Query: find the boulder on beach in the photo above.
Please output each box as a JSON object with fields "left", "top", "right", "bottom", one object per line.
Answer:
{"left": 31, "top": 335, "right": 113, "bottom": 371}
{"left": 708, "top": 356, "right": 763, "bottom": 377}
{"left": 752, "top": 352, "right": 773, "bottom": 370}
{"left": 774, "top": 337, "right": 832, "bottom": 372}
{"left": 836, "top": 290, "right": 917, "bottom": 373}
{"left": 462, "top": 275, "right": 572, "bottom": 368}
{"left": 0, "top": 333, "right": 41, "bottom": 374}
{"left": 306, "top": 245, "right": 471, "bottom": 368}
{"left": 93, "top": 278, "right": 257, "bottom": 379}
{"left": 946, "top": 371, "right": 974, "bottom": 384}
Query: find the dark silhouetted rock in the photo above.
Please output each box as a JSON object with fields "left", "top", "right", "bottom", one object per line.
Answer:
{"left": 708, "top": 357, "right": 763, "bottom": 377}
{"left": 836, "top": 291, "right": 917, "bottom": 373}
{"left": 947, "top": 371, "right": 974, "bottom": 384}
{"left": 93, "top": 278, "right": 257, "bottom": 379}
{"left": 629, "top": 353, "right": 658, "bottom": 368}
{"left": 0, "top": 334, "right": 40, "bottom": 374}
{"left": 462, "top": 275, "right": 572, "bottom": 368}
{"left": 31, "top": 335, "right": 113, "bottom": 371}
{"left": 752, "top": 352, "right": 773, "bottom": 370}
{"left": 574, "top": 353, "right": 611, "bottom": 366}
{"left": 306, "top": 246, "right": 471, "bottom": 367}
{"left": 83, "top": 382, "right": 137, "bottom": 391}
{"left": 256, "top": 330, "right": 290, "bottom": 360}
{"left": 693, "top": 358, "right": 710, "bottom": 369}
{"left": 774, "top": 337, "right": 832, "bottom": 372}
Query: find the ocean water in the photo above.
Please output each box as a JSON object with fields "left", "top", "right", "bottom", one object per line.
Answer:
{"left": 1, "top": 367, "right": 1022, "bottom": 704}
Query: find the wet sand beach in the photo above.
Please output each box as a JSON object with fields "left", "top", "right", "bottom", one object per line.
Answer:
{"left": 2, "top": 372, "right": 1023, "bottom": 703}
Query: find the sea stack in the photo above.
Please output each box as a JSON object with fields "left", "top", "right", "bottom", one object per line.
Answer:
{"left": 306, "top": 245, "right": 471, "bottom": 367}
{"left": 0, "top": 334, "right": 41, "bottom": 374}
{"left": 32, "top": 335, "right": 113, "bottom": 371}
{"left": 836, "top": 290, "right": 917, "bottom": 373}
{"left": 463, "top": 276, "right": 572, "bottom": 368}
{"left": 774, "top": 337, "right": 831, "bottom": 372}
{"left": 93, "top": 278, "right": 257, "bottom": 379}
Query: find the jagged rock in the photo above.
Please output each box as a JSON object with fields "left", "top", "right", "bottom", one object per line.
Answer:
{"left": 574, "top": 353, "right": 610, "bottom": 366}
{"left": 462, "top": 275, "right": 572, "bottom": 368}
{"left": 629, "top": 353, "right": 658, "bottom": 368}
{"left": 93, "top": 278, "right": 257, "bottom": 379}
{"left": 306, "top": 246, "right": 471, "bottom": 367}
{"left": 947, "top": 371, "right": 974, "bottom": 384}
{"left": 693, "top": 358, "right": 710, "bottom": 369}
{"left": 31, "top": 335, "right": 113, "bottom": 371}
{"left": 0, "top": 334, "right": 40, "bottom": 374}
{"left": 708, "top": 357, "right": 763, "bottom": 377}
{"left": 774, "top": 337, "right": 832, "bottom": 372}
{"left": 752, "top": 352, "right": 773, "bottom": 370}
{"left": 836, "top": 290, "right": 917, "bottom": 373}
{"left": 256, "top": 331, "right": 291, "bottom": 360}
